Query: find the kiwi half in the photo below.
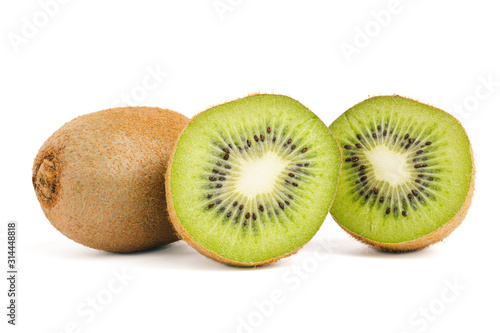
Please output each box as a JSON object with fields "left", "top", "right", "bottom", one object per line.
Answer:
{"left": 33, "top": 106, "right": 189, "bottom": 252}
{"left": 329, "top": 95, "right": 475, "bottom": 251}
{"left": 166, "top": 94, "right": 341, "bottom": 266}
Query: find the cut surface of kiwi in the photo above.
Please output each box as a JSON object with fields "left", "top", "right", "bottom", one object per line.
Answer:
{"left": 329, "top": 95, "right": 474, "bottom": 251}
{"left": 166, "top": 94, "right": 341, "bottom": 266}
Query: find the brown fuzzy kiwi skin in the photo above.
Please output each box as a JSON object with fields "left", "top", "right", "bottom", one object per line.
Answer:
{"left": 165, "top": 94, "right": 343, "bottom": 267}
{"left": 32, "top": 106, "right": 189, "bottom": 253}
{"left": 331, "top": 95, "right": 475, "bottom": 252}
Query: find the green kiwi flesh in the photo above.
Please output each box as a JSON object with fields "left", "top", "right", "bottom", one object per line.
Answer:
{"left": 329, "top": 95, "right": 474, "bottom": 250}
{"left": 167, "top": 94, "right": 341, "bottom": 266}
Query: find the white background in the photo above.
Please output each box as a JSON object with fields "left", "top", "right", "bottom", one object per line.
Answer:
{"left": 1, "top": 1, "right": 499, "bottom": 332}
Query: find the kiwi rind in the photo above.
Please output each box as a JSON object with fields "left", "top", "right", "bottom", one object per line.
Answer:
{"left": 33, "top": 106, "right": 190, "bottom": 252}
{"left": 329, "top": 95, "right": 475, "bottom": 251}
{"left": 166, "top": 94, "right": 342, "bottom": 266}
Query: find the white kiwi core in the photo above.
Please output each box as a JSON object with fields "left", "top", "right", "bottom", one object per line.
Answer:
{"left": 364, "top": 145, "right": 411, "bottom": 186}
{"left": 236, "top": 152, "right": 289, "bottom": 198}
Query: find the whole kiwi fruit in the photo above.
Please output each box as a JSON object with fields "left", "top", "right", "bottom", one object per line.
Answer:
{"left": 33, "top": 106, "right": 189, "bottom": 252}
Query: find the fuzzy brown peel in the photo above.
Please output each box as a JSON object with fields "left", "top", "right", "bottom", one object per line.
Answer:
{"left": 33, "top": 106, "right": 189, "bottom": 252}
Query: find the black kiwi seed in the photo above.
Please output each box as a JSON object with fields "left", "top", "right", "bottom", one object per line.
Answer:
{"left": 245, "top": 212, "right": 250, "bottom": 219}
{"left": 357, "top": 134, "right": 362, "bottom": 140}
{"left": 404, "top": 134, "right": 409, "bottom": 140}
{"left": 260, "top": 134, "right": 264, "bottom": 141}
{"left": 356, "top": 143, "right": 362, "bottom": 149}
{"left": 252, "top": 213, "right": 257, "bottom": 220}
{"left": 267, "top": 127, "right": 271, "bottom": 133}
{"left": 402, "top": 211, "right": 408, "bottom": 217}
{"left": 302, "top": 148, "right": 308, "bottom": 153}
{"left": 259, "top": 205, "right": 264, "bottom": 212}
{"left": 233, "top": 201, "right": 238, "bottom": 206}
{"left": 209, "top": 176, "right": 216, "bottom": 181}
{"left": 344, "top": 145, "right": 352, "bottom": 150}
{"left": 254, "top": 135, "right": 259, "bottom": 142}
{"left": 247, "top": 140, "right": 251, "bottom": 147}
{"left": 223, "top": 154, "right": 229, "bottom": 160}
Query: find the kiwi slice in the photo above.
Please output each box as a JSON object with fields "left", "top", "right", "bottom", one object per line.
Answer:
{"left": 166, "top": 94, "right": 341, "bottom": 266}
{"left": 329, "top": 95, "right": 475, "bottom": 251}
{"left": 33, "top": 106, "right": 189, "bottom": 252}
